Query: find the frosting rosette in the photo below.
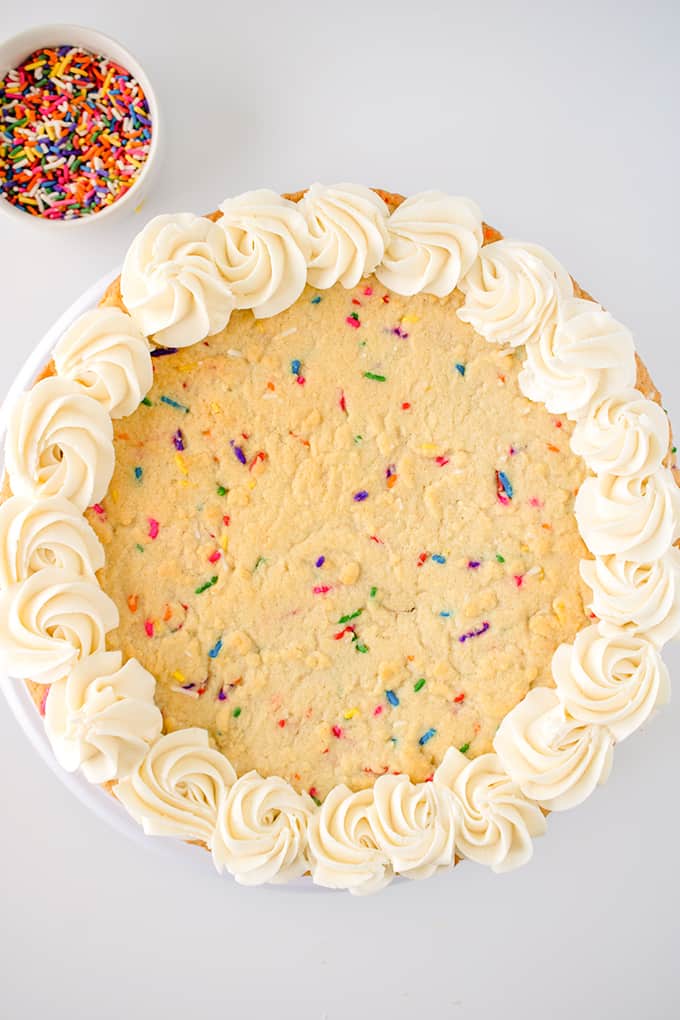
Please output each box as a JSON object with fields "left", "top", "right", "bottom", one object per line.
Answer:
{"left": 518, "top": 297, "right": 637, "bottom": 420}
{"left": 371, "top": 773, "right": 457, "bottom": 879}
{"left": 307, "top": 784, "right": 392, "bottom": 894}
{"left": 457, "top": 240, "right": 573, "bottom": 347}
{"left": 53, "top": 307, "right": 153, "bottom": 418}
{"left": 435, "top": 748, "right": 547, "bottom": 872}
{"left": 121, "top": 213, "right": 235, "bottom": 347}
{"left": 376, "top": 191, "right": 483, "bottom": 296}
{"left": 575, "top": 469, "right": 680, "bottom": 562}
{"left": 580, "top": 550, "right": 680, "bottom": 647}
{"left": 494, "top": 687, "right": 614, "bottom": 811}
{"left": 570, "top": 389, "right": 669, "bottom": 477}
{"left": 5, "top": 377, "right": 114, "bottom": 511}
{"left": 44, "top": 650, "right": 162, "bottom": 783}
{"left": 552, "top": 625, "right": 670, "bottom": 741}
{"left": 213, "top": 772, "right": 313, "bottom": 885}
{"left": 214, "top": 190, "right": 311, "bottom": 318}
{"left": 299, "top": 183, "right": 389, "bottom": 289}
{"left": 0, "top": 495, "right": 103, "bottom": 589}
{"left": 114, "top": 728, "right": 236, "bottom": 845}
{"left": 0, "top": 567, "right": 118, "bottom": 685}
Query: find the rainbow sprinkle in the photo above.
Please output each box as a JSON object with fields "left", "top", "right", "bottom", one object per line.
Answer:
{"left": 208, "top": 638, "right": 223, "bottom": 659}
{"left": 0, "top": 46, "right": 152, "bottom": 220}
{"left": 385, "top": 690, "right": 399, "bottom": 707}
{"left": 161, "top": 396, "right": 189, "bottom": 413}
{"left": 419, "top": 728, "right": 436, "bottom": 746}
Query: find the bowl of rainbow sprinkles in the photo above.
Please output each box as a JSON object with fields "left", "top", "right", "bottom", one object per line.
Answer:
{"left": 0, "top": 24, "right": 161, "bottom": 227}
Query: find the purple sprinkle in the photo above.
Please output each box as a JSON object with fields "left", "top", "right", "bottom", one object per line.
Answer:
{"left": 315, "top": 555, "right": 325, "bottom": 568}
{"left": 353, "top": 490, "right": 369, "bottom": 502}
{"left": 385, "top": 464, "right": 396, "bottom": 479}
{"left": 173, "top": 429, "right": 185, "bottom": 451}
{"left": 230, "top": 440, "right": 247, "bottom": 465}
{"left": 218, "top": 688, "right": 227, "bottom": 701}
{"left": 151, "top": 347, "right": 179, "bottom": 357}
{"left": 392, "top": 326, "right": 409, "bottom": 339}
{"left": 458, "top": 621, "right": 490, "bottom": 644}
{"left": 468, "top": 560, "right": 481, "bottom": 569}
{"left": 181, "top": 682, "right": 196, "bottom": 690}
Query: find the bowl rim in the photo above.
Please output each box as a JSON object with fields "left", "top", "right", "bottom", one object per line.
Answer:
{"left": 0, "top": 23, "right": 161, "bottom": 229}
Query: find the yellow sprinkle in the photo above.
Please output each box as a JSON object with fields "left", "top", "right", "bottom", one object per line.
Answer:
{"left": 421, "top": 443, "right": 439, "bottom": 456}
{"left": 220, "top": 532, "right": 229, "bottom": 551}
{"left": 401, "top": 314, "right": 420, "bottom": 325}
{"left": 111, "top": 488, "right": 119, "bottom": 503}
{"left": 210, "top": 402, "right": 222, "bottom": 415}
{"left": 343, "top": 708, "right": 360, "bottom": 720}
{"left": 175, "top": 453, "right": 188, "bottom": 475}
{"left": 248, "top": 479, "right": 256, "bottom": 489}
{"left": 171, "top": 670, "right": 186, "bottom": 683}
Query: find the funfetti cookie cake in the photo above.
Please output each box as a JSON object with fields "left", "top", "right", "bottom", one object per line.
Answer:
{"left": 1, "top": 185, "right": 678, "bottom": 893}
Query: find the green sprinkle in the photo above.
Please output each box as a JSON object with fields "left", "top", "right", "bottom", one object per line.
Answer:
{"left": 355, "top": 643, "right": 369, "bottom": 653}
{"left": 459, "top": 742, "right": 470, "bottom": 755}
{"left": 254, "top": 556, "right": 266, "bottom": 570}
{"left": 338, "top": 609, "right": 363, "bottom": 624}
{"left": 216, "top": 484, "right": 227, "bottom": 496}
{"left": 363, "top": 372, "right": 386, "bottom": 382}
{"left": 135, "top": 543, "right": 144, "bottom": 553}
{"left": 354, "top": 435, "right": 363, "bottom": 444}
{"left": 496, "top": 554, "right": 505, "bottom": 563}
{"left": 232, "top": 707, "right": 242, "bottom": 718}
{"left": 349, "top": 311, "right": 360, "bottom": 322}
{"left": 195, "top": 575, "right": 218, "bottom": 594}
{"left": 311, "top": 794, "right": 322, "bottom": 806}
{"left": 673, "top": 447, "right": 677, "bottom": 455}
{"left": 370, "top": 586, "right": 377, "bottom": 598}
{"left": 414, "top": 678, "right": 426, "bottom": 692}
{"left": 141, "top": 396, "right": 152, "bottom": 406}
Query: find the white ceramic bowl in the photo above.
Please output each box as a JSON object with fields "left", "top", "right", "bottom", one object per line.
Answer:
{"left": 0, "top": 24, "right": 161, "bottom": 229}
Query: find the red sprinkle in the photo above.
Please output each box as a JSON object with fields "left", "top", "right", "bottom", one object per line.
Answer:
{"left": 339, "top": 391, "right": 347, "bottom": 414}
{"left": 296, "top": 376, "right": 306, "bottom": 386}
{"left": 333, "top": 625, "right": 355, "bottom": 640}
{"left": 346, "top": 315, "right": 361, "bottom": 329}
{"left": 369, "top": 534, "right": 384, "bottom": 544}
{"left": 435, "top": 456, "right": 450, "bottom": 467}
{"left": 248, "top": 451, "right": 267, "bottom": 471}
{"left": 223, "top": 515, "right": 231, "bottom": 526}
{"left": 514, "top": 575, "right": 524, "bottom": 588}
{"left": 208, "top": 550, "right": 221, "bottom": 564}
{"left": 417, "top": 552, "right": 429, "bottom": 567}
{"left": 454, "top": 692, "right": 466, "bottom": 704}
{"left": 278, "top": 719, "right": 286, "bottom": 728}
{"left": 351, "top": 297, "right": 362, "bottom": 306}
{"left": 401, "top": 402, "right": 411, "bottom": 410}
{"left": 373, "top": 705, "right": 383, "bottom": 717}
{"left": 313, "top": 585, "right": 331, "bottom": 595}
{"left": 144, "top": 619, "right": 154, "bottom": 637}
{"left": 148, "top": 518, "right": 159, "bottom": 539}
{"left": 382, "top": 294, "right": 390, "bottom": 303}
{"left": 363, "top": 286, "right": 373, "bottom": 296}
{"left": 331, "top": 725, "right": 343, "bottom": 738}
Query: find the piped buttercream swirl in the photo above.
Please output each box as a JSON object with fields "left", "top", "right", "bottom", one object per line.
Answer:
{"left": 0, "top": 495, "right": 103, "bottom": 589}
{"left": 299, "top": 183, "right": 389, "bottom": 289}
{"left": 457, "top": 240, "right": 573, "bottom": 347}
{"left": 5, "top": 377, "right": 114, "bottom": 511}
{"left": 307, "top": 784, "right": 392, "bottom": 894}
{"left": 435, "top": 748, "right": 547, "bottom": 872}
{"left": 371, "top": 773, "right": 457, "bottom": 879}
{"left": 44, "top": 650, "right": 162, "bottom": 782}
{"left": 376, "top": 191, "right": 483, "bottom": 296}
{"left": 494, "top": 687, "right": 614, "bottom": 811}
{"left": 213, "top": 772, "right": 313, "bottom": 885}
{"left": 0, "top": 567, "right": 118, "bottom": 685}
{"left": 53, "top": 307, "right": 152, "bottom": 418}
{"left": 121, "top": 213, "right": 235, "bottom": 347}
{"left": 570, "top": 389, "right": 669, "bottom": 477}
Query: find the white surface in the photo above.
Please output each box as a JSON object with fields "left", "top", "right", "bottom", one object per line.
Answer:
{"left": 1, "top": 1, "right": 679, "bottom": 1018}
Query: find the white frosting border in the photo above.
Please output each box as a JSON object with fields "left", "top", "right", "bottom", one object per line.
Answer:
{"left": 1, "top": 185, "right": 677, "bottom": 893}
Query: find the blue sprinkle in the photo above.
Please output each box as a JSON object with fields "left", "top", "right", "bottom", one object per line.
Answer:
{"left": 160, "top": 396, "right": 189, "bottom": 413}
{"left": 150, "top": 347, "right": 178, "bottom": 358}
{"left": 455, "top": 363, "right": 466, "bottom": 377}
{"left": 419, "top": 728, "right": 437, "bottom": 746}
{"left": 315, "top": 555, "right": 325, "bottom": 568}
{"left": 431, "top": 554, "right": 447, "bottom": 564}
{"left": 385, "top": 689, "right": 399, "bottom": 707}
{"left": 439, "top": 610, "right": 451, "bottom": 618}
{"left": 208, "top": 638, "right": 223, "bottom": 659}
{"left": 134, "top": 466, "right": 143, "bottom": 480}
{"left": 311, "top": 295, "right": 322, "bottom": 304}
{"left": 498, "top": 471, "right": 514, "bottom": 499}
{"left": 353, "top": 490, "right": 369, "bottom": 502}
{"left": 291, "top": 359, "right": 302, "bottom": 375}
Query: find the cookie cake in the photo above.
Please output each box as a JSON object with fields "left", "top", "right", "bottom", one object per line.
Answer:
{"left": 1, "top": 185, "right": 678, "bottom": 892}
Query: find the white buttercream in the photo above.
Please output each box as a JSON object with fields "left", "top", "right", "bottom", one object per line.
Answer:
{"left": 5, "top": 377, "right": 114, "bottom": 511}
{"left": 213, "top": 771, "right": 313, "bottom": 885}
{"left": 114, "top": 728, "right": 236, "bottom": 845}
{"left": 575, "top": 469, "right": 680, "bottom": 562}
{"left": 121, "top": 213, "right": 235, "bottom": 347}
{"left": 53, "top": 307, "right": 153, "bottom": 418}
{"left": 371, "top": 773, "right": 457, "bottom": 879}
{"left": 0, "top": 567, "right": 118, "bottom": 685}
{"left": 376, "top": 191, "right": 483, "bottom": 297}
{"left": 299, "top": 183, "right": 389, "bottom": 289}
{"left": 571, "top": 389, "right": 668, "bottom": 476}
{"left": 552, "top": 625, "right": 670, "bottom": 741}
{"left": 0, "top": 495, "right": 103, "bottom": 589}
{"left": 518, "top": 297, "right": 637, "bottom": 420}
{"left": 307, "top": 785, "right": 392, "bottom": 894}
{"left": 494, "top": 687, "right": 614, "bottom": 811}
{"left": 435, "top": 748, "right": 547, "bottom": 872}
{"left": 214, "top": 190, "right": 311, "bottom": 318}
{"left": 581, "top": 550, "right": 680, "bottom": 648}
{"left": 457, "top": 240, "right": 573, "bottom": 347}
{"left": 44, "top": 650, "right": 162, "bottom": 782}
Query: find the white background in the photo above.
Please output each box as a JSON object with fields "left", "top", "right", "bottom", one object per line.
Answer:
{"left": 1, "top": 2, "right": 679, "bottom": 1018}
